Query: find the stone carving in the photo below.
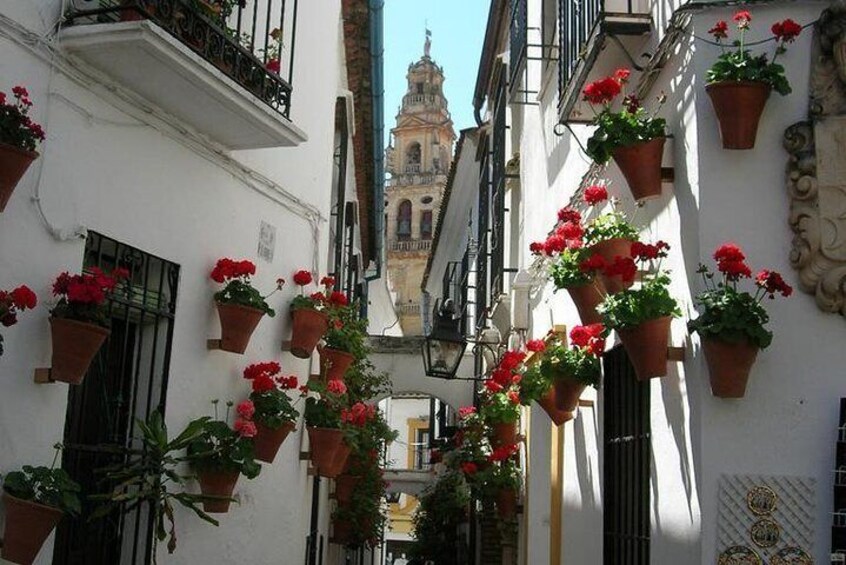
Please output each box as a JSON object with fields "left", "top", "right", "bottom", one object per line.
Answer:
{"left": 785, "top": 3, "right": 846, "bottom": 316}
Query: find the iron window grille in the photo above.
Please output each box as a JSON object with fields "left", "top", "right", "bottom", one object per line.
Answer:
{"left": 331, "top": 98, "right": 349, "bottom": 291}
{"left": 603, "top": 346, "right": 651, "bottom": 565}
{"left": 421, "top": 210, "right": 434, "bottom": 240}
{"left": 53, "top": 231, "right": 180, "bottom": 565}
{"left": 397, "top": 199, "right": 413, "bottom": 240}
{"left": 490, "top": 67, "right": 508, "bottom": 307}
{"left": 475, "top": 135, "right": 491, "bottom": 332}
{"left": 65, "top": 0, "right": 299, "bottom": 119}
{"left": 509, "top": 0, "right": 528, "bottom": 91}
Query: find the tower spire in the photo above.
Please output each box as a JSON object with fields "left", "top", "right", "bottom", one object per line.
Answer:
{"left": 424, "top": 27, "right": 432, "bottom": 58}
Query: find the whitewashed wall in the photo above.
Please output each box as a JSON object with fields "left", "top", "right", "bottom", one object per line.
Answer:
{"left": 0, "top": 1, "right": 382, "bottom": 563}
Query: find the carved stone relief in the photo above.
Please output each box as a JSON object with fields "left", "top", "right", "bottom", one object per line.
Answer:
{"left": 784, "top": 3, "right": 846, "bottom": 316}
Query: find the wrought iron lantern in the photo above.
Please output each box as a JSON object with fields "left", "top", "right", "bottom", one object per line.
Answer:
{"left": 421, "top": 299, "right": 467, "bottom": 380}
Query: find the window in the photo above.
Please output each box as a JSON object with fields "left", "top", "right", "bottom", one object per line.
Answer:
{"left": 413, "top": 428, "right": 430, "bottom": 470}
{"left": 490, "top": 65, "right": 507, "bottom": 302}
{"left": 421, "top": 195, "right": 433, "bottom": 204}
{"left": 416, "top": 82, "right": 424, "bottom": 94}
{"left": 421, "top": 210, "right": 433, "bottom": 240}
{"left": 53, "top": 232, "right": 180, "bottom": 565}
{"left": 397, "top": 199, "right": 412, "bottom": 240}
{"left": 406, "top": 142, "right": 421, "bottom": 172}
{"left": 603, "top": 346, "right": 651, "bottom": 565}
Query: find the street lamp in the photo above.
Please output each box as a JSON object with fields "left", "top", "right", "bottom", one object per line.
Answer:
{"left": 421, "top": 299, "right": 467, "bottom": 380}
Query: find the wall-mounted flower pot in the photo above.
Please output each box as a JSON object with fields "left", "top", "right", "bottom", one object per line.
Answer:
{"left": 334, "top": 474, "right": 361, "bottom": 506}
{"left": 307, "top": 427, "right": 344, "bottom": 477}
{"left": 553, "top": 377, "right": 588, "bottom": 413}
{"left": 196, "top": 469, "right": 239, "bottom": 513}
{"left": 253, "top": 421, "right": 296, "bottom": 463}
{"left": 50, "top": 317, "right": 110, "bottom": 385}
{"left": 490, "top": 421, "right": 517, "bottom": 448}
{"left": 617, "top": 316, "right": 672, "bottom": 381}
{"left": 612, "top": 137, "right": 665, "bottom": 201}
{"left": 290, "top": 307, "right": 329, "bottom": 358}
{"left": 1, "top": 493, "right": 64, "bottom": 565}
{"left": 566, "top": 280, "right": 606, "bottom": 325}
{"left": 323, "top": 441, "right": 352, "bottom": 479}
{"left": 702, "top": 337, "right": 759, "bottom": 398}
{"left": 537, "top": 387, "right": 573, "bottom": 426}
{"left": 495, "top": 488, "right": 518, "bottom": 520}
{"left": 0, "top": 143, "right": 38, "bottom": 213}
{"left": 319, "top": 347, "right": 355, "bottom": 382}
{"left": 590, "top": 238, "right": 634, "bottom": 294}
{"left": 706, "top": 81, "right": 771, "bottom": 150}
{"left": 215, "top": 302, "right": 263, "bottom": 354}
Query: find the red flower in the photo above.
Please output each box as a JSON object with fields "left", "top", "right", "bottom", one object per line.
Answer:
{"left": 543, "top": 235, "right": 567, "bottom": 255}
{"left": 299, "top": 384, "right": 310, "bottom": 394}
{"left": 488, "top": 443, "right": 519, "bottom": 462}
{"left": 733, "top": 10, "right": 751, "bottom": 29}
{"left": 237, "top": 400, "right": 255, "bottom": 420}
{"left": 499, "top": 350, "right": 526, "bottom": 371}
{"left": 1, "top": 312, "right": 17, "bottom": 327}
{"left": 458, "top": 406, "right": 476, "bottom": 419}
{"left": 583, "top": 185, "right": 608, "bottom": 205}
{"left": 492, "top": 367, "right": 512, "bottom": 386}
{"left": 243, "top": 361, "right": 281, "bottom": 380}
{"left": 52, "top": 272, "right": 71, "bottom": 296}
{"left": 556, "top": 221, "right": 584, "bottom": 241}
{"left": 529, "top": 241, "right": 544, "bottom": 255}
{"left": 12, "top": 86, "right": 28, "bottom": 99}
{"left": 557, "top": 207, "right": 582, "bottom": 224}
{"left": 709, "top": 20, "right": 728, "bottom": 39}
{"left": 309, "top": 292, "right": 326, "bottom": 303}
{"left": 613, "top": 68, "right": 631, "bottom": 83}
{"left": 583, "top": 76, "right": 622, "bottom": 105}
{"left": 714, "top": 243, "right": 751, "bottom": 280}
{"left": 234, "top": 419, "right": 257, "bottom": 438}
{"left": 320, "top": 276, "right": 335, "bottom": 287}
{"left": 252, "top": 374, "right": 276, "bottom": 393}
{"left": 328, "top": 291, "right": 348, "bottom": 306}
{"left": 293, "top": 270, "right": 313, "bottom": 286}
{"left": 10, "top": 285, "right": 37, "bottom": 310}
{"left": 430, "top": 449, "right": 443, "bottom": 464}
{"left": 603, "top": 256, "right": 638, "bottom": 284}
{"left": 579, "top": 254, "right": 606, "bottom": 274}
{"left": 507, "top": 390, "right": 521, "bottom": 405}
{"left": 341, "top": 402, "right": 372, "bottom": 427}
{"left": 772, "top": 19, "right": 802, "bottom": 43}
{"left": 210, "top": 258, "right": 255, "bottom": 283}
{"left": 277, "top": 375, "right": 299, "bottom": 389}
{"left": 569, "top": 323, "right": 605, "bottom": 356}
{"left": 755, "top": 270, "right": 793, "bottom": 298}
{"left": 266, "top": 58, "right": 281, "bottom": 74}
{"left": 526, "top": 339, "right": 546, "bottom": 353}
{"left": 461, "top": 462, "right": 478, "bottom": 475}
{"left": 713, "top": 243, "right": 745, "bottom": 264}
{"left": 327, "top": 379, "right": 347, "bottom": 395}
{"left": 484, "top": 379, "right": 503, "bottom": 393}
{"left": 631, "top": 241, "right": 669, "bottom": 261}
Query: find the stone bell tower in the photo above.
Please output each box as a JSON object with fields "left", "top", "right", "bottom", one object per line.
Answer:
{"left": 384, "top": 30, "right": 456, "bottom": 336}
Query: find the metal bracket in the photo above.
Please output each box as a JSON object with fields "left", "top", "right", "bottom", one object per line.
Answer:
{"left": 33, "top": 368, "right": 54, "bottom": 384}
{"left": 299, "top": 451, "right": 311, "bottom": 461}
{"left": 667, "top": 347, "right": 686, "bottom": 362}
{"left": 281, "top": 340, "right": 292, "bottom": 352}
{"left": 661, "top": 167, "right": 675, "bottom": 183}
{"left": 206, "top": 339, "right": 222, "bottom": 350}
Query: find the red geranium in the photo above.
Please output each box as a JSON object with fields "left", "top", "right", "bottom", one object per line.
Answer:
{"left": 614, "top": 68, "right": 631, "bottom": 83}
{"left": 488, "top": 443, "right": 519, "bottom": 463}
{"left": 210, "top": 258, "right": 256, "bottom": 283}
{"left": 543, "top": 234, "right": 567, "bottom": 256}
{"left": 461, "top": 462, "right": 478, "bottom": 475}
{"left": 583, "top": 185, "right": 609, "bottom": 205}
{"left": 484, "top": 379, "right": 503, "bottom": 393}
{"left": 526, "top": 339, "right": 546, "bottom": 353}
{"left": 569, "top": 323, "right": 605, "bottom": 356}
{"left": 631, "top": 240, "right": 669, "bottom": 261}
{"left": 714, "top": 243, "right": 752, "bottom": 281}
{"left": 326, "top": 379, "right": 347, "bottom": 396}
{"left": 52, "top": 268, "right": 129, "bottom": 317}
{"left": 755, "top": 270, "right": 793, "bottom": 298}
{"left": 491, "top": 367, "right": 512, "bottom": 386}
{"left": 320, "top": 276, "right": 335, "bottom": 287}
{"left": 772, "top": 19, "right": 802, "bottom": 43}
{"left": 0, "top": 285, "right": 37, "bottom": 333}
{"left": 529, "top": 241, "right": 544, "bottom": 255}
{"left": 236, "top": 399, "right": 255, "bottom": 420}
{"left": 709, "top": 20, "right": 728, "bottom": 40}
{"left": 733, "top": 10, "right": 752, "bottom": 29}
{"left": 557, "top": 206, "right": 582, "bottom": 224}
{"left": 579, "top": 254, "right": 606, "bottom": 274}
{"left": 328, "top": 291, "right": 349, "bottom": 307}
{"left": 234, "top": 419, "right": 257, "bottom": 438}
{"left": 293, "top": 270, "right": 313, "bottom": 286}
{"left": 458, "top": 406, "right": 476, "bottom": 419}
{"left": 499, "top": 350, "right": 526, "bottom": 372}
{"left": 583, "top": 76, "right": 622, "bottom": 105}
{"left": 603, "top": 256, "right": 638, "bottom": 284}
{"left": 0, "top": 85, "right": 45, "bottom": 152}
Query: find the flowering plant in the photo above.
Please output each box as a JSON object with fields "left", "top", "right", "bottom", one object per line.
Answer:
{"left": 410, "top": 470, "right": 471, "bottom": 562}
{"left": 323, "top": 295, "right": 368, "bottom": 357}
{"left": 3, "top": 445, "right": 81, "bottom": 516}
{"left": 538, "top": 327, "right": 604, "bottom": 387}
{"left": 186, "top": 400, "right": 261, "bottom": 479}
{"left": 51, "top": 268, "right": 129, "bottom": 326}
{"left": 290, "top": 270, "right": 333, "bottom": 311}
{"left": 597, "top": 241, "right": 681, "bottom": 329}
{"left": 584, "top": 210, "right": 639, "bottom": 247}
{"left": 582, "top": 69, "right": 667, "bottom": 165}
{"left": 688, "top": 243, "right": 791, "bottom": 349}
{"left": 706, "top": 11, "right": 802, "bottom": 95}
{"left": 242, "top": 362, "right": 299, "bottom": 429}
{"left": 0, "top": 284, "right": 37, "bottom": 356}
{"left": 211, "top": 258, "right": 280, "bottom": 316}
{"left": 476, "top": 457, "right": 521, "bottom": 495}
{"left": 479, "top": 350, "right": 525, "bottom": 424}
{"left": 0, "top": 86, "right": 45, "bottom": 152}
{"left": 303, "top": 378, "right": 348, "bottom": 429}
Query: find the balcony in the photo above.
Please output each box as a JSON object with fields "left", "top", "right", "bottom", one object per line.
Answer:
{"left": 62, "top": 0, "right": 307, "bottom": 149}
{"left": 558, "top": 0, "right": 652, "bottom": 122}
{"left": 402, "top": 93, "right": 444, "bottom": 109}
{"left": 389, "top": 239, "right": 432, "bottom": 253}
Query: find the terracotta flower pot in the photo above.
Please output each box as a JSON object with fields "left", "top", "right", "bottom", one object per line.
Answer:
{"left": 566, "top": 280, "right": 605, "bottom": 325}
{"left": 553, "top": 377, "right": 588, "bottom": 413}
{"left": 706, "top": 81, "right": 771, "bottom": 150}
{"left": 216, "top": 302, "right": 264, "bottom": 354}
{"left": 323, "top": 441, "right": 352, "bottom": 479}
{"left": 197, "top": 469, "right": 240, "bottom": 513}
{"left": 537, "top": 387, "right": 573, "bottom": 426}
{"left": 490, "top": 421, "right": 517, "bottom": 448}
{"left": 290, "top": 307, "right": 329, "bottom": 358}
{"left": 612, "top": 137, "right": 665, "bottom": 201}
{"left": 50, "top": 317, "right": 110, "bottom": 385}
{"left": 253, "top": 421, "right": 296, "bottom": 463}
{"left": 1, "top": 493, "right": 64, "bottom": 565}
{"left": 590, "top": 238, "right": 634, "bottom": 294}
{"left": 334, "top": 474, "right": 361, "bottom": 506}
{"left": 320, "top": 347, "right": 355, "bottom": 382}
{"left": 495, "top": 488, "right": 518, "bottom": 520}
{"left": 702, "top": 337, "right": 760, "bottom": 398}
{"left": 0, "top": 142, "right": 38, "bottom": 213}
{"left": 307, "top": 427, "right": 344, "bottom": 477}
{"left": 617, "top": 316, "right": 672, "bottom": 381}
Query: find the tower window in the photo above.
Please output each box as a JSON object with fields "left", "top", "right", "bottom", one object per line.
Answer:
{"left": 406, "top": 142, "right": 421, "bottom": 173}
{"left": 416, "top": 83, "right": 424, "bottom": 94}
{"left": 397, "top": 200, "right": 412, "bottom": 240}
{"left": 421, "top": 210, "right": 433, "bottom": 240}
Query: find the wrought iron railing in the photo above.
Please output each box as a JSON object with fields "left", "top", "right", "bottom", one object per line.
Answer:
{"left": 490, "top": 68, "right": 507, "bottom": 303}
{"left": 403, "top": 93, "right": 443, "bottom": 109}
{"left": 396, "top": 302, "right": 421, "bottom": 315}
{"left": 509, "top": 0, "right": 527, "bottom": 88}
{"left": 389, "top": 239, "right": 432, "bottom": 252}
{"left": 66, "top": 0, "right": 298, "bottom": 118}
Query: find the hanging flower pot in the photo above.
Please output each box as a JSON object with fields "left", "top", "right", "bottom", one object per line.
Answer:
{"left": 49, "top": 317, "right": 110, "bottom": 385}
{"left": 566, "top": 280, "right": 605, "bottom": 325}
{"left": 552, "top": 376, "right": 588, "bottom": 413}
{"left": 490, "top": 421, "right": 517, "bottom": 448}
{"left": 196, "top": 469, "right": 240, "bottom": 513}
{"left": 324, "top": 440, "right": 352, "bottom": 479}
{"left": 216, "top": 302, "right": 264, "bottom": 354}
{"left": 0, "top": 143, "right": 38, "bottom": 213}
{"left": 1, "top": 493, "right": 64, "bottom": 565}
{"left": 252, "top": 421, "right": 296, "bottom": 464}
{"left": 319, "top": 347, "right": 355, "bottom": 382}
{"left": 307, "top": 427, "right": 344, "bottom": 477}
{"left": 334, "top": 474, "right": 361, "bottom": 506}
{"left": 290, "top": 307, "right": 329, "bottom": 358}
{"left": 706, "top": 81, "right": 771, "bottom": 150}
{"left": 590, "top": 238, "right": 634, "bottom": 294}
{"left": 702, "top": 337, "right": 760, "bottom": 398}
{"left": 612, "top": 137, "right": 666, "bottom": 201}
{"left": 537, "top": 387, "right": 573, "bottom": 426}
{"left": 495, "top": 488, "right": 518, "bottom": 520}
{"left": 617, "top": 316, "right": 672, "bottom": 381}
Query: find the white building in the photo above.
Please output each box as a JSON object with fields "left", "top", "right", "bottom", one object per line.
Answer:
{"left": 424, "top": 0, "right": 846, "bottom": 563}
{"left": 0, "top": 0, "right": 389, "bottom": 563}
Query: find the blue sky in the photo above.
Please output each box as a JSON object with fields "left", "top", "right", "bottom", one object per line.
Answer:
{"left": 383, "top": 0, "right": 489, "bottom": 143}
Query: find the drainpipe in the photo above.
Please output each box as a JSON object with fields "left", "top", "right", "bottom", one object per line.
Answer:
{"left": 366, "top": 0, "right": 385, "bottom": 283}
